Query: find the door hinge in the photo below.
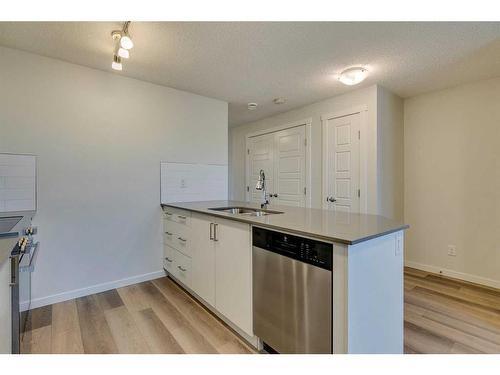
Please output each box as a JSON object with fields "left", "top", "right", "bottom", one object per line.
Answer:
{"left": 304, "top": 187, "right": 307, "bottom": 195}
{"left": 358, "top": 189, "right": 360, "bottom": 198}
{"left": 247, "top": 186, "right": 250, "bottom": 192}
{"left": 358, "top": 130, "right": 360, "bottom": 139}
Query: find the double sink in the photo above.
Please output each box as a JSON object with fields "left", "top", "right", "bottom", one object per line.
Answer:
{"left": 209, "top": 206, "right": 283, "bottom": 217}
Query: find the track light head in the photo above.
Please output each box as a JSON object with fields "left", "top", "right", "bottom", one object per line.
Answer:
{"left": 120, "top": 35, "right": 134, "bottom": 50}
{"left": 112, "top": 55, "right": 122, "bottom": 71}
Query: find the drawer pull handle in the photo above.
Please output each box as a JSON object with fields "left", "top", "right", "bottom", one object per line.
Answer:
{"left": 165, "top": 212, "right": 173, "bottom": 216}
{"left": 165, "top": 232, "right": 173, "bottom": 236}
{"left": 178, "top": 265, "right": 187, "bottom": 272}
{"left": 177, "top": 237, "right": 187, "bottom": 242}
{"left": 178, "top": 215, "right": 187, "bottom": 220}
{"left": 165, "top": 257, "right": 173, "bottom": 263}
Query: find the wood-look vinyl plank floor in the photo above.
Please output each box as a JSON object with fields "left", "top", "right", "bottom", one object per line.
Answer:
{"left": 21, "top": 277, "right": 254, "bottom": 354}
{"left": 404, "top": 267, "right": 500, "bottom": 354}
{"left": 21, "top": 271, "right": 500, "bottom": 354}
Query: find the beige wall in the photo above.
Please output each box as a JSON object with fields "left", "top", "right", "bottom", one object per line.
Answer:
{"left": 0, "top": 46, "right": 228, "bottom": 306}
{"left": 404, "top": 77, "right": 500, "bottom": 287}
{"left": 377, "top": 86, "right": 404, "bottom": 220}
{"left": 229, "top": 85, "right": 379, "bottom": 212}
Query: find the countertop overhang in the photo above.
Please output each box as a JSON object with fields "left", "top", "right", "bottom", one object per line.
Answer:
{"left": 162, "top": 200, "right": 408, "bottom": 245}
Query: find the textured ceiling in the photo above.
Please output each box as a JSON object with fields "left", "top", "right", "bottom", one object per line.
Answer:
{"left": 0, "top": 22, "right": 499, "bottom": 126}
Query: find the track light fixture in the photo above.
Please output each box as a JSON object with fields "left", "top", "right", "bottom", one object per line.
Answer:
{"left": 111, "top": 21, "right": 133, "bottom": 71}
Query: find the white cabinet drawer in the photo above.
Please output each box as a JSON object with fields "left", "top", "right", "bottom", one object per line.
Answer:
{"left": 172, "top": 249, "right": 192, "bottom": 288}
{"left": 163, "top": 245, "right": 175, "bottom": 273}
{"left": 163, "top": 221, "right": 192, "bottom": 257}
{"left": 173, "top": 234, "right": 191, "bottom": 257}
{"left": 163, "top": 229, "right": 175, "bottom": 247}
{"left": 163, "top": 208, "right": 191, "bottom": 226}
{"left": 164, "top": 220, "right": 190, "bottom": 238}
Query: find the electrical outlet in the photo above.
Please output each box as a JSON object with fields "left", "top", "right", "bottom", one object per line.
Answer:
{"left": 447, "top": 245, "right": 457, "bottom": 257}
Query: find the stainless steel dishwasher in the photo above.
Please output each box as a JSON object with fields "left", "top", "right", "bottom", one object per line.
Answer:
{"left": 252, "top": 226, "right": 332, "bottom": 354}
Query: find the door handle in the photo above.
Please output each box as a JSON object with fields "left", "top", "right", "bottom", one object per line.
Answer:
{"left": 177, "top": 237, "right": 187, "bottom": 242}
{"left": 210, "top": 223, "right": 214, "bottom": 240}
{"left": 327, "top": 196, "right": 337, "bottom": 202}
{"left": 272, "top": 193, "right": 278, "bottom": 198}
{"left": 214, "top": 223, "right": 219, "bottom": 241}
{"left": 177, "top": 265, "right": 187, "bottom": 272}
{"left": 165, "top": 231, "right": 173, "bottom": 236}
{"left": 165, "top": 257, "right": 173, "bottom": 263}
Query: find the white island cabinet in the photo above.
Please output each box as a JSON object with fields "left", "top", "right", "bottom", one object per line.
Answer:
{"left": 163, "top": 209, "right": 254, "bottom": 341}
{"left": 162, "top": 201, "right": 408, "bottom": 353}
{"left": 190, "top": 213, "right": 216, "bottom": 305}
{"left": 213, "top": 217, "right": 252, "bottom": 336}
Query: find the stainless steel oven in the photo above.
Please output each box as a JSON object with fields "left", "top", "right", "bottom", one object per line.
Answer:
{"left": 11, "top": 237, "right": 39, "bottom": 353}
{"left": 252, "top": 227, "right": 333, "bottom": 354}
{"left": 1, "top": 214, "right": 38, "bottom": 354}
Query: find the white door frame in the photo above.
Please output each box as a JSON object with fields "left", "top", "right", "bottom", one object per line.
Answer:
{"left": 245, "top": 118, "right": 312, "bottom": 207}
{"left": 321, "top": 105, "right": 368, "bottom": 213}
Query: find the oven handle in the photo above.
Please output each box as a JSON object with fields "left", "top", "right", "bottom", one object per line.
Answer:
{"left": 10, "top": 254, "right": 19, "bottom": 286}
{"left": 19, "top": 242, "right": 39, "bottom": 273}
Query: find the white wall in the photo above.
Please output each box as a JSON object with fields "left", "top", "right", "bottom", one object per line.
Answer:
{"left": 229, "top": 85, "right": 379, "bottom": 211}
{"left": 404, "top": 77, "right": 500, "bottom": 288}
{"left": 0, "top": 46, "right": 228, "bottom": 306}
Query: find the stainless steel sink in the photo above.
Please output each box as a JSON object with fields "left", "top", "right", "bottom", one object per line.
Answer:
{"left": 208, "top": 206, "right": 283, "bottom": 217}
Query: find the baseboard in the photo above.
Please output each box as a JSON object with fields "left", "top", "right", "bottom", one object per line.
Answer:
{"left": 405, "top": 261, "right": 500, "bottom": 290}
{"left": 29, "top": 270, "right": 165, "bottom": 309}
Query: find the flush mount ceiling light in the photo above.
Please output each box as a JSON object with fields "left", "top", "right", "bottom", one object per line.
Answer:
{"left": 247, "top": 103, "right": 258, "bottom": 110}
{"left": 338, "top": 67, "right": 368, "bottom": 86}
{"left": 111, "top": 21, "right": 133, "bottom": 70}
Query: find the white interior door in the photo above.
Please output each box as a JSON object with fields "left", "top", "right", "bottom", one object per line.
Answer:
{"left": 323, "top": 113, "right": 360, "bottom": 213}
{"left": 272, "top": 126, "right": 306, "bottom": 207}
{"left": 247, "top": 125, "right": 307, "bottom": 207}
{"left": 248, "top": 133, "right": 275, "bottom": 204}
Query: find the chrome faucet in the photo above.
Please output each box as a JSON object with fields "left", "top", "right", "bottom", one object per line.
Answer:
{"left": 255, "top": 169, "right": 269, "bottom": 209}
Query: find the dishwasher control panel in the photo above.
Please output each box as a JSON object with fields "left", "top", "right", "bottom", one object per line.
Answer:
{"left": 252, "top": 227, "right": 332, "bottom": 270}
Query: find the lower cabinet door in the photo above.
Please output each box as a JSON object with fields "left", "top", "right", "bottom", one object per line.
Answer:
{"left": 214, "top": 217, "right": 253, "bottom": 336}
{"left": 190, "top": 213, "right": 216, "bottom": 306}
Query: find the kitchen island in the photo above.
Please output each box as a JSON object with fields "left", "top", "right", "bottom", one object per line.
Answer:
{"left": 161, "top": 201, "right": 408, "bottom": 354}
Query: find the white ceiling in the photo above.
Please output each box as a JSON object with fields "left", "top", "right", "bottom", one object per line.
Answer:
{"left": 0, "top": 22, "right": 499, "bottom": 126}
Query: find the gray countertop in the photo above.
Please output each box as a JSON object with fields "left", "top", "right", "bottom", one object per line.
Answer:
{"left": 162, "top": 200, "right": 408, "bottom": 245}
